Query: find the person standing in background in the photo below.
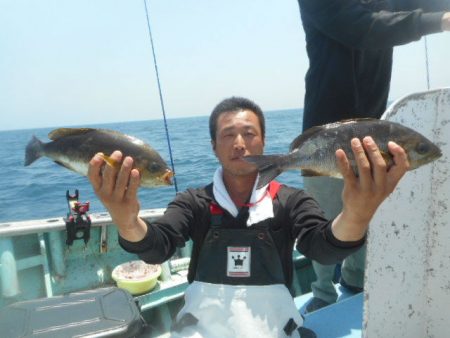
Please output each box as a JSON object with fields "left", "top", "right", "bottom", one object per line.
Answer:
{"left": 297, "top": 0, "right": 450, "bottom": 312}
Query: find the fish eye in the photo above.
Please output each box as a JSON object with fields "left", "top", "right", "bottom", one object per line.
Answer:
{"left": 415, "top": 142, "right": 430, "bottom": 154}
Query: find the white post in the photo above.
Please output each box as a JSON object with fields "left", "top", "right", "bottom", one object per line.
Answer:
{"left": 364, "top": 88, "right": 450, "bottom": 338}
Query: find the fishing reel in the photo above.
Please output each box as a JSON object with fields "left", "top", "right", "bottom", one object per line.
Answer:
{"left": 65, "top": 190, "right": 91, "bottom": 246}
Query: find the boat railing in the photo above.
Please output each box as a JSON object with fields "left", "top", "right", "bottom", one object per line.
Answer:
{"left": 0, "top": 209, "right": 187, "bottom": 303}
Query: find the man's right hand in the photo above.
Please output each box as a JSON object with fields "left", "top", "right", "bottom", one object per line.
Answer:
{"left": 88, "top": 150, "right": 148, "bottom": 242}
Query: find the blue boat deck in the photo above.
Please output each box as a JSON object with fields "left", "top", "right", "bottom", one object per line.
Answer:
{"left": 296, "top": 286, "right": 363, "bottom": 338}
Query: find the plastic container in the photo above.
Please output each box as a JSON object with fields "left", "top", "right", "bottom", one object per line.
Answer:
{"left": 0, "top": 287, "right": 145, "bottom": 338}
{"left": 112, "top": 260, "right": 161, "bottom": 295}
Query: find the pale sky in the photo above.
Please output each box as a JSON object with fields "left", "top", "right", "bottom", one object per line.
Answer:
{"left": 1, "top": 0, "right": 449, "bottom": 131}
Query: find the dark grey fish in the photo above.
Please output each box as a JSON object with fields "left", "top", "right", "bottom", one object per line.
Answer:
{"left": 244, "top": 118, "right": 442, "bottom": 188}
{"left": 25, "top": 128, "right": 173, "bottom": 187}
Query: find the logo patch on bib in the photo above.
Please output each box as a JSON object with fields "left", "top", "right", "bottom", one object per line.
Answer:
{"left": 227, "top": 246, "right": 251, "bottom": 277}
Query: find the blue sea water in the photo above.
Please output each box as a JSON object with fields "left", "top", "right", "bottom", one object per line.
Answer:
{"left": 0, "top": 109, "right": 304, "bottom": 223}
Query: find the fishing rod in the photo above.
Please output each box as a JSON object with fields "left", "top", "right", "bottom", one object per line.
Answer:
{"left": 143, "top": 0, "right": 179, "bottom": 193}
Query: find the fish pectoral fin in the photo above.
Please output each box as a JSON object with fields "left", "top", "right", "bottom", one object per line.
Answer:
{"left": 99, "top": 154, "right": 121, "bottom": 169}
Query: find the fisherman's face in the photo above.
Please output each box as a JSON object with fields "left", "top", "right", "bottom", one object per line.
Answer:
{"left": 212, "top": 110, "right": 264, "bottom": 176}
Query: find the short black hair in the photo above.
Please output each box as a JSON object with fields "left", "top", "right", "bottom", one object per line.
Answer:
{"left": 209, "top": 96, "right": 265, "bottom": 142}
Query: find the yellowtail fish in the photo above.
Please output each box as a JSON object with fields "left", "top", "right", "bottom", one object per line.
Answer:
{"left": 244, "top": 118, "right": 442, "bottom": 188}
{"left": 25, "top": 128, "right": 173, "bottom": 187}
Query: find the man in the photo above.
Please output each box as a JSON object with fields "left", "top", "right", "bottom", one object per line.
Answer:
{"left": 88, "top": 97, "right": 409, "bottom": 337}
{"left": 297, "top": 0, "right": 450, "bottom": 312}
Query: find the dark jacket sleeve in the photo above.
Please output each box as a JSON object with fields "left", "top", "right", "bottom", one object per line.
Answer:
{"left": 299, "top": 0, "right": 446, "bottom": 49}
{"left": 285, "top": 187, "right": 365, "bottom": 265}
{"left": 118, "top": 190, "right": 196, "bottom": 264}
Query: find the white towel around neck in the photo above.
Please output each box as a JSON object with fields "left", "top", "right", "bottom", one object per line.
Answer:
{"left": 212, "top": 167, "right": 274, "bottom": 227}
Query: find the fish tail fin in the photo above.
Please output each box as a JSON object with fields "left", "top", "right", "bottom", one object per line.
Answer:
{"left": 24, "top": 136, "right": 43, "bottom": 166}
{"left": 244, "top": 154, "right": 286, "bottom": 189}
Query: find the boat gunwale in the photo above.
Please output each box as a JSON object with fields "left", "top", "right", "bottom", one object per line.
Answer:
{"left": 0, "top": 208, "right": 166, "bottom": 237}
